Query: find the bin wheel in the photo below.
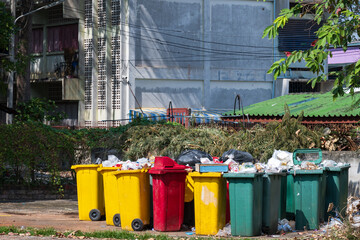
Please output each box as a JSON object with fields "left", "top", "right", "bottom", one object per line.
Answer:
{"left": 113, "top": 214, "right": 121, "bottom": 227}
{"left": 89, "top": 209, "right": 101, "bottom": 221}
{"left": 131, "top": 218, "right": 144, "bottom": 231}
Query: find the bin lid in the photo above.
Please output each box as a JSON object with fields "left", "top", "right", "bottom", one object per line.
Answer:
{"left": 71, "top": 164, "right": 102, "bottom": 171}
{"left": 223, "top": 172, "right": 264, "bottom": 178}
{"left": 325, "top": 163, "right": 351, "bottom": 172}
{"left": 289, "top": 169, "right": 323, "bottom": 174}
{"left": 113, "top": 169, "right": 148, "bottom": 176}
{"left": 149, "top": 156, "right": 188, "bottom": 174}
{"left": 97, "top": 166, "right": 122, "bottom": 174}
{"left": 293, "top": 148, "right": 322, "bottom": 165}
{"left": 264, "top": 172, "right": 286, "bottom": 177}
{"left": 189, "top": 172, "right": 223, "bottom": 178}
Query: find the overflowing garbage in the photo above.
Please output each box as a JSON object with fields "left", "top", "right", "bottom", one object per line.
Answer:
{"left": 71, "top": 148, "right": 351, "bottom": 237}
{"left": 97, "top": 155, "right": 153, "bottom": 170}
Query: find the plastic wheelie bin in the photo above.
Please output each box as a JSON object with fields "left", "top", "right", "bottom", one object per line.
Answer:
{"left": 285, "top": 174, "right": 295, "bottom": 220}
{"left": 279, "top": 172, "right": 287, "bottom": 220}
{"left": 262, "top": 172, "right": 283, "bottom": 234}
{"left": 71, "top": 164, "right": 105, "bottom": 221}
{"left": 98, "top": 166, "right": 122, "bottom": 226}
{"left": 183, "top": 174, "right": 195, "bottom": 227}
{"left": 113, "top": 169, "right": 150, "bottom": 231}
{"left": 291, "top": 148, "right": 325, "bottom": 230}
{"left": 190, "top": 172, "right": 226, "bottom": 235}
{"left": 149, "top": 156, "right": 188, "bottom": 231}
{"left": 224, "top": 172, "right": 264, "bottom": 236}
{"left": 324, "top": 164, "right": 351, "bottom": 219}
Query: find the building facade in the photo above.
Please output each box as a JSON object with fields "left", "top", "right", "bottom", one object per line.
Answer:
{"left": 18, "top": 0, "right": 322, "bottom": 126}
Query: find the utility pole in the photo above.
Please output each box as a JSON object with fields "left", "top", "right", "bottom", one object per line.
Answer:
{"left": 6, "top": 0, "right": 16, "bottom": 124}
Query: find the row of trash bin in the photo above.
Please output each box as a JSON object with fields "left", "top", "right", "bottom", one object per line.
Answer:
{"left": 71, "top": 150, "right": 350, "bottom": 236}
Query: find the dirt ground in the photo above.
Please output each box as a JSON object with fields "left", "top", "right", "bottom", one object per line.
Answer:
{"left": 0, "top": 199, "right": 322, "bottom": 239}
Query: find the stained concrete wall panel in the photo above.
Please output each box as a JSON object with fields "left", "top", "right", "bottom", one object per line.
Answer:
{"left": 210, "top": 80, "right": 272, "bottom": 109}
{"left": 136, "top": 0, "right": 202, "bottom": 68}
{"left": 210, "top": 0, "right": 274, "bottom": 69}
{"left": 135, "top": 79, "right": 203, "bottom": 108}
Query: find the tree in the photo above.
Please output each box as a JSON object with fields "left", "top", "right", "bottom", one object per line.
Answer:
{"left": 0, "top": 2, "right": 15, "bottom": 73}
{"left": 16, "top": 0, "right": 33, "bottom": 103}
{"left": 0, "top": 2, "right": 29, "bottom": 100}
{"left": 263, "top": 0, "right": 360, "bottom": 100}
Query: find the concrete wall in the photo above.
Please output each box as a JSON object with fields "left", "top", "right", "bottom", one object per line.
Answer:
{"left": 128, "top": 0, "right": 276, "bottom": 110}
{"left": 323, "top": 151, "right": 360, "bottom": 197}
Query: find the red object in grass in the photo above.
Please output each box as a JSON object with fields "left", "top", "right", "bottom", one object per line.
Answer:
{"left": 284, "top": 51, "right": 291, "bottom": 57}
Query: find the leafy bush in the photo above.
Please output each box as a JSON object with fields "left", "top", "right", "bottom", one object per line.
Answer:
{"left": 0, "top": 121, "right": 75, "bottom": 192}
{"left": 14, "top": 98, "right": 66, "bottom": 123}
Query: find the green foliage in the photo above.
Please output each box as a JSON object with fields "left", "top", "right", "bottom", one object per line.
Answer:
{"left": 14, "top": 98, "right": 66, "bottom": 123}
{"left": 0, "top": 2, "right": 28, "bottom": 74}
{"left": 0, "top": 2, "right": 14, "bottom": 56}
{"left": 263, "top": 0, "right": 360, "bottom": 99}
{"left": 0, "top": 121, "right": 75, "bottom": 190}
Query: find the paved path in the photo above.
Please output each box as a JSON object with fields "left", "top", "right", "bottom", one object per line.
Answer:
{"left": 0, "top": 199, "right": 319, "bottom": 239}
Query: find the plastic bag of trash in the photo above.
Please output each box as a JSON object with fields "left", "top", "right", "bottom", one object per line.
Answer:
{"left": 347, "top": 197, "right": 360, "bottom": 227}
{"left": 272, "top": 149, "right": 293, "bottom": 167}
{"left": 321, "top": 160, "right": 337, "bottom": 167}
{"left": 278, "top": 218, "right": 293, "bottom": 232}
{"left": 300, "top": 161, "right": 319, "bottom": 170}
{"left": 219, "top": 149, "right": 254, "bottom": 164}
{"left": 216, "top": 223, "right": 231, "bottom": 237}
{"left": 175, "top": 149, "right": 213, "bottom": 167}
{"left": 224, "top": 159, "right": 239, "bottom": 173}
{"left": 238, "top": 162, "right": 257, "bottom": 173}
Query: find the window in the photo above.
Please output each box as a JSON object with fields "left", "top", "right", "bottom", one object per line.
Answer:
{"left": 278, "top": 19, "right": 321, "bottom": 52}
{"left": 289, "top": 81, "right": 320, "bottom": 93}
{"left": 32, "top": 28, "right": 43, "bottom": 53}
{"left": 47, "top": 24, "right": 78, "bottom": 52}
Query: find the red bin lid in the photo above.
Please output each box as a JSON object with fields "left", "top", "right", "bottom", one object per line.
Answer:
{"left": 149, "top": 156, "right": 188, "bottom": 174}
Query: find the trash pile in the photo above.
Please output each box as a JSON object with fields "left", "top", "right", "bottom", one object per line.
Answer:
{"left": 347, "top": 197, "right": 360, "bottom": 227}
{"left": 71, "top": 147, "right": 352, "bottom": 237}
{"left": 98, "top": 155, "right": 153, "bottom": 170}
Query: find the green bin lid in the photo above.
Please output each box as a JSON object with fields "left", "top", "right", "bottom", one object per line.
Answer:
{"left": 223, "top": 172, "right": 265, "bottom": 178}
{"left": 289, "top": 169, "right": 323, "bottom": 174}
{"left": 325, "top": 163, "right": 351, "bottom": 171}
{"left": 293, "top": 148, "right": 322, "bottom": 165}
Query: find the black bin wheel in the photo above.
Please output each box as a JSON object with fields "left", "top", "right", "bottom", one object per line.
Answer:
{"left": 131, "top": 218, "right": 144, "bottom": 231}
{"left": 113, "top": 214, "right": 121, "bottom": 227}
{"left": 89, "top": 209, "right": 101, "bottom": 221}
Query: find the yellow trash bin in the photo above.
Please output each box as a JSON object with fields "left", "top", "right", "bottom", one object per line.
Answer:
{"left": 190, "top": 172, "right": 226, "bottom": 235}
{"left": 113, "top": 169, "right": 151, "bottom": 231}
{"left": 98, "top": 166, "right": 122, "bottom": 226}
{"left": 71, "top": 164, "right": 105, "bottom": 221}
{"left": 184, "top": 174, "right": 194, "bottom": 202}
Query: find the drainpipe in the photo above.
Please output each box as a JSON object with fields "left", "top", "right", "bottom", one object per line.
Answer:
{"left": 272, "top": 0, "right": 276, "bottom": 98}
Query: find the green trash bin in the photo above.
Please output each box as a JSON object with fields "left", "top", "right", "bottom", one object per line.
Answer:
{"left": 279, "top": 172, "right": 287, "bottom": 220}
{"left": 262, "top": 172, "right": 283, "bottom": 234}
{"left": 291, "top": 169, "right": 324, "bottom": 230}
{"left": 324, "top": 164, "right": 350, "bottom": 220}
{"left": 285, "top": 173, "right": 295, "bottom": 220}
{"left": 223, "top": 172, "right": 264, "bottom": 237}
{"left": 291, "top": 148, "right": 325, "bottom": 230}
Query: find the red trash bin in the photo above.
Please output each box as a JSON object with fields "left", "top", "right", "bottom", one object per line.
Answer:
{"left": 149, "top": 156, "right": 189, "bottom": 231}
